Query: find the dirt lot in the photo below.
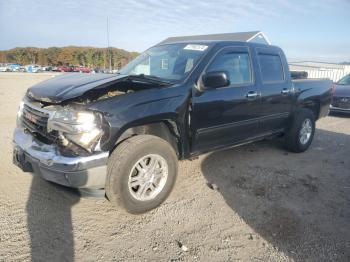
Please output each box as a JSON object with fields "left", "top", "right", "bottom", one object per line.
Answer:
{"left": 0, "top": 73, "right": 349, "bottom": 262}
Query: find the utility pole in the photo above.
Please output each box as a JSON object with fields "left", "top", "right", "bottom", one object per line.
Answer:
{"left": 107, "top": 17, "right": 112, "bottom": 72}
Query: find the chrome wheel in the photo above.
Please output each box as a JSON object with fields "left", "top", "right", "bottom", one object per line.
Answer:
{"left": 299, "top": 118, "right": 312, "bottom": 145}
{"left": 128, "top": 154, "right": 168, "bottom": 201}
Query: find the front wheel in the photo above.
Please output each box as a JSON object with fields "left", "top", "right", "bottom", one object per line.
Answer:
{"left": 106, "top": 135, "right": 178, "bottom": 214}
{"left": 285, "top": 108, "right": 315, "bottom": 153}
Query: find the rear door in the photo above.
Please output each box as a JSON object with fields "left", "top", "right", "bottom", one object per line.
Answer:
{"left": 191, "top": 46, "right": 261, "bottom": 153}
{"left": 256, "top": 48, "right": 293, "bottom": 133}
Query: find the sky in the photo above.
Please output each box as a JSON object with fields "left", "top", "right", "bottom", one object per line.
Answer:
{"left": 0, "top": 0, "right": 349, "bottom": 62}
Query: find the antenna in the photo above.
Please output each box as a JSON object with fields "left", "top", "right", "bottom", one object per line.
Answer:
{"left": 107, "top": 17, "right": 112, "bottom": 72}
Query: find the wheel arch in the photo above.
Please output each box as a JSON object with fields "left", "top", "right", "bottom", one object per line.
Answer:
{"left": 113, "top": 121, "right": 182, "bottom": 158}
{"left": 298, "top": 99, "right": 320, "bottom": 120}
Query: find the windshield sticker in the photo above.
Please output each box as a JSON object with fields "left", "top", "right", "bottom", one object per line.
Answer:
{"left": 184, "top": 44, "right": 208, "bottom": 51}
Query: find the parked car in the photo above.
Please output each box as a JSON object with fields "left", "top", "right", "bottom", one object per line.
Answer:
{"left": 0, "top": 63, "right": 21, "bottom": 72}
{"left": 25, "top": 64, "right": 42, "bottom": 73}
{"left": 13, "top": 37, "right": 332, "bottom": 213}
{"left": 6, "top": 63, "right": 21, "bottom": 72}
{"left": 330, "top": 74, "right": 350, "bottom": 113}
{"left": 73, "top": 66, "right": 92, "bottom": 73}
{"left": 41, "top": 66, "right": 53, "bottom": 72}
{"left": 18, "top": 66, "right": 26, "bottom": 72}
{"left": 0, "top": 63, "right": 9, "bottom": 72}
{"left": 57, "top": 66, "right": 73, "bottom": 72}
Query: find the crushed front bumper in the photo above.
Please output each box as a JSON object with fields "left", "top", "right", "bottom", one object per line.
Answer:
{"left": 13, "top": 128, "right": 109, "bottom": 189}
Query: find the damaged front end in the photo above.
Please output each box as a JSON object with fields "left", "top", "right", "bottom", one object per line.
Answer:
{"left": 19, "top": 73, "right": 174, "bottom": 156}
{"left": 13, "top": 96, "right": 110, "bottom": 188}
{"left": 17, "top": 97, "right": 106, "bottom": 156}
{"left": 17, "top": 73, "right": 170, "bottom": 157}
{"left": 13, "top": 71, "right": 179, "bottom": 189}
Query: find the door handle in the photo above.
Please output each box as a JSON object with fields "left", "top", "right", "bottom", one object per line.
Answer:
{"left": 246, "top": 91, "right": 259, "bottom": 99}
{"left": 281, "top": 88, "right": 290, "bottom": 95}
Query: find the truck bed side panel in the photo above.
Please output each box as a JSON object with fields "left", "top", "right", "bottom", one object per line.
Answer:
{"left": 292, "top": 79, "right": 332, "bottom": 119}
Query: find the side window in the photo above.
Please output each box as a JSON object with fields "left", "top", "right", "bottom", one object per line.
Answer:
{"left": 258, "top": 54, "right": 284, "bottom": 82}
{"left": 207, "top": 52, "right": 252, "bottom": 85}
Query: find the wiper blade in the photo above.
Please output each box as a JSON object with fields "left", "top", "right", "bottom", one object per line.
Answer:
{"left": 127, "top": 74, "right": 173, "bottom": 85}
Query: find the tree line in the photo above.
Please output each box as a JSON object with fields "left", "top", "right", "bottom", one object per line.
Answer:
{"left": 0, "top": 46, "right": 139, "bottom": 69}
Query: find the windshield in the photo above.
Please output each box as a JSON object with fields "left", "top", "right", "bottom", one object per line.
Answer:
{"left": 119, "top": 43, "right": 209, "bottom": 82}
{"left": 337, "top": 74, "right": 350, "bottom": 85}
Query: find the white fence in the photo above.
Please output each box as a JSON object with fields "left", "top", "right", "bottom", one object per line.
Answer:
{"left": 302, "top": 69, "right": 349, "bottom": 82}
{"left": 289, "top": 62, "right": 350, "bottom": 82}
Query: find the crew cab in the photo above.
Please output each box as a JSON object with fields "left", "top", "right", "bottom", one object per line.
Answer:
{"left": 13, "top": 36, "right": 332, "bottom": 213}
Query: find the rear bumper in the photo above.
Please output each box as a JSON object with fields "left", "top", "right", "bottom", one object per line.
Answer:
{"left": 330, "top": 105, "right": 350, "bottom": 114}
{"left": 13, "top": 128, "right": 109, "bottom": 189}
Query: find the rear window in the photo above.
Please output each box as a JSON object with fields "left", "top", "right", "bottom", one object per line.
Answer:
{"left": 258, "top": 54, "right": 284, "bottom": 82}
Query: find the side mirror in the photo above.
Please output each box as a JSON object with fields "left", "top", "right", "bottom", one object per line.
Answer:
{"left": 202, "top": 71, "right": 230, "bottom": 89}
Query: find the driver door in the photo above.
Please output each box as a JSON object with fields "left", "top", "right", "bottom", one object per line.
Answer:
{"left": 191, "top": 46, "right": 262, "bottom": 153}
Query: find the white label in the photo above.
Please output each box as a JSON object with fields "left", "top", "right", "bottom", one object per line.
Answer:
{"left": 183, "top": 44, "right": 208, "bottom": 51}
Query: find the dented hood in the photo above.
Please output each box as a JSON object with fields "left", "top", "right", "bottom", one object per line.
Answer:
{"left": 27, "top": 73, "right": 127, "bottom": 103}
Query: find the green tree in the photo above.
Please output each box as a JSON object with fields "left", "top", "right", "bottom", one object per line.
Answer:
{"left": 0, "top": 46, "right": 138, "bottom": 68}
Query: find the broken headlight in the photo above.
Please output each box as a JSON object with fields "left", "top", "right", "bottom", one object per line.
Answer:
{"left": 47, "top": 109, "right": 103, "bottom": 151}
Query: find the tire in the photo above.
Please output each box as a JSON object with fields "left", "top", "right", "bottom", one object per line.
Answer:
{"left": 106, "top": 135, "right": 178, "bottom": 214}
{"left": 284, "top": 108, "right": 315, "bottom": 153}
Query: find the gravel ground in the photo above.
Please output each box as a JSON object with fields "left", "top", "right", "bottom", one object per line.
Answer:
{"left": 0, "top": 73, "right": 349, "bottom": 262}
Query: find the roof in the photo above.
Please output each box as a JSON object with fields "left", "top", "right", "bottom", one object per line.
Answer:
{"left": 158, "top": 31, "right": 271, "bottom": 45}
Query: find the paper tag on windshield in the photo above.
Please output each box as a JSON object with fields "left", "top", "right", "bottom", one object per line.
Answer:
{"left": 184, "top": 44, "right": 208, "bottom": 51}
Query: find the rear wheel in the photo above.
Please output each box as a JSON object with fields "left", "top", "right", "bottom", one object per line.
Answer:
{"left": 106, "top": 135, "right": 178, "bottom": 214}
{"left": 285, "top": 108, "right": 315, "bottom": 153}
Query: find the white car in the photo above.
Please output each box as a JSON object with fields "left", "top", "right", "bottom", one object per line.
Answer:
{"left": 25, "top": 65, "right": 42, "bottom": 73}
{"left": 0, "top": 64, "right": 9, "bottom": 72}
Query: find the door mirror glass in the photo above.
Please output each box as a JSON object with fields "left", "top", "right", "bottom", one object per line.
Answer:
{"left": 202, "top": 71, "right": 230, "bottom": 89}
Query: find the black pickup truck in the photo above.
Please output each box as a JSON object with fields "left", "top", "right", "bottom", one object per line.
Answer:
{"left": 13, "top": 36, "right": 332, "bottom": 213}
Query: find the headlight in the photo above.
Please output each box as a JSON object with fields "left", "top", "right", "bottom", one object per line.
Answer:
{"left": 65, "top": 128, "right": 102, "bottom": 149}
{"left": 48, "top": 109, "right": 103, "bottom": 151}
{"left": 48, "top": 110, "right": 97, "bottom": 133}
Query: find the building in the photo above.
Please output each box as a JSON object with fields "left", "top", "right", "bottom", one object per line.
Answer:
{"left": 289, "top": 61, "right": 350, "bottom": 82}
{"left": 159, "top": 31, "right": 271, "bottom": 45}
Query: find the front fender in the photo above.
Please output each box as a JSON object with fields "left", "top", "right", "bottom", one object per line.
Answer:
{"left": 87, "top": 85, "right": 191, "bottom": 152}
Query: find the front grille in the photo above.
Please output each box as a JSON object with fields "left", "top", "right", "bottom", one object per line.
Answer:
{"left": 332, "top": 97, "right": 350, "bottom": 109}
{"left": 21, "top": 103, "right": 58, "bottom": 143}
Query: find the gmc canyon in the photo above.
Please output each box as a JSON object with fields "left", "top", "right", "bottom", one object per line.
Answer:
{"left": 13, "top": 36, "right": 332, "bottom": 213}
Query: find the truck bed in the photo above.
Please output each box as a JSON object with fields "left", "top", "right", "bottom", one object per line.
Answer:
{"left": 292, "top": 78, "right": 333, "bottom": 119}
